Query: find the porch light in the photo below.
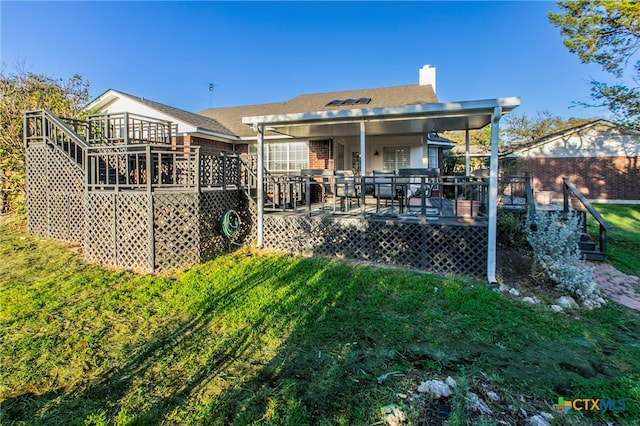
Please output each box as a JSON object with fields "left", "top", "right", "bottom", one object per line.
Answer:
{"left": 374, "top": 150, "right": 380, "bottom": 156}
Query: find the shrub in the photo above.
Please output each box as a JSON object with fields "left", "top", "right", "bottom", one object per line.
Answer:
{"left": 525, "top": 212, "right": 598, "bottom": 301}
{"left": 497, "top": 208, "right": 528, "bottom": 248}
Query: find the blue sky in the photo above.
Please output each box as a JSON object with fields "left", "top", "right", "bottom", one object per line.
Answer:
{"left": 1, "top": 1, "right": 616, "bottom": 120}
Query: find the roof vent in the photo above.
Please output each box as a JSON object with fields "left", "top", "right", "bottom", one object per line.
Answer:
{"left": 325, "top": 97, "right": 371, "bottom": 107}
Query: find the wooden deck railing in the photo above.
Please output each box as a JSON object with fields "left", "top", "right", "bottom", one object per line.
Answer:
{"left": 562, "top": 176, "right": 610, "bottom": 256}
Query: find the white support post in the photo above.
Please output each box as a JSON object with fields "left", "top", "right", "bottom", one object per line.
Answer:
{"left": 256, "top": 123, "right": 265, "bottom": 248}
{"left": 487, "top": 106, "right": 502, "bottom": 284}
{"left": 359, "top": 121, "right": 366, "bottom": 175}
{"left": 465, "top": 128, "right": 471, "bottom": 176}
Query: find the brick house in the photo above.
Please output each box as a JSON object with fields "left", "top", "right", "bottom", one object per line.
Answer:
{"left": 501, "top": 120, "right": 640, "bottom": 202}
{"left": 86, "top": 65, "right": 453, "bottom": 175}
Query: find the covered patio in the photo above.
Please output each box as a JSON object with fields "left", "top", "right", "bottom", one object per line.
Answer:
{"left": 243, "top": 97, "right": 520, "bottom": 282}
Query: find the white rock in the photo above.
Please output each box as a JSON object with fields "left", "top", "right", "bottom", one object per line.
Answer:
{"left": 582, "top": 299, "right": 600, "bottom": 310}
{"left": 522, "top": 297, "right": 537, "bottom": 304}
{"left": 550, "top": 305, "right": 563, "bottom": 313}
{"left": 467, "top": 392, "right": 492, "bottom": 414}
{"left": 499, "top": 284, "right": 510, "bottom": 292}
{"left": 417, "top": 380, "right": 452, "bottom": 397}
{"left": 509, "top": 288, "right": 520, "bottom": 297}
{"left": 485, "top": 391, "right": 501, "bottom": 402}
{"left": 527, "top": 415, "right": 550, "bottom": 426}
{"left": 446, "top": 376, "right": 457, "bottom": 388}
{"left": 540, "top": 411, "right": 554, "bottom": 420}
{"left": 556, "top": 296, "right": 578, "bottom": 309}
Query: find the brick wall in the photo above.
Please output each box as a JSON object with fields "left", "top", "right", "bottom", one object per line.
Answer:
{"left": 175, "top": 135, "right": 234, "bottom": 152}
{"left": 507, "top": 156, "right": 639, "bottom": 200}
{"left": 309, "top": 140, "right": 333, "bottom": 170}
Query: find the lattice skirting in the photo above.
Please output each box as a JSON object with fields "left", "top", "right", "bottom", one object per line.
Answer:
{"left": 26, "top": 144, "right": 85, "bottom": 243}
{"left": 84, "top": 190, "right": 254, "bottom": 273}
{"left": 263, "top": 216, "right": 488, "bottom": 278}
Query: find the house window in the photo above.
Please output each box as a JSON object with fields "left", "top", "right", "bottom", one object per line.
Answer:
{"left": 382, "top": 146, "right": 410, "bottom": 172}
{"left": 250, "top": 142, "right": 309, "bottom": 173}
{"left": 428, "top": 146, "right": 439, "bottom": 168}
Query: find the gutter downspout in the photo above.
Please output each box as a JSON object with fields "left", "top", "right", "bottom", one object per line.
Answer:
{"left": 255, "top": 123, "right": 265, "bottom": 248}
{"left": 487, "top": 106, "right": 502, "bottom": 284}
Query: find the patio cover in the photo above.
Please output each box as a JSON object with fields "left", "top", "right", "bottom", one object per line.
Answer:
{"left": 242, "top": 97, "right": 521, "bottom": 283}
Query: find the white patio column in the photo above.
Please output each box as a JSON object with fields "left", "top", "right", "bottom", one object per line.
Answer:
{"left": 360, "top": 121, "right": 366, "bottom": 174}
{"left": 465, "top": 128, "right": 471, "bottom": 176}
{"left": 487, "top": 106, "right": 502, "bottom": 283}
{"left": 256, "top": 123, "right": 265, "bottom": 248}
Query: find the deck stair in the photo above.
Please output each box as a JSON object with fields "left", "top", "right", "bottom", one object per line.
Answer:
{"left": 518, "top": 174, "right": 609, "bottom": 262}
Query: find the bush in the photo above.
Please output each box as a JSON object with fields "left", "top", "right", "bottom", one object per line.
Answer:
{"left": 525, "top": 212, "right": 598, "bottom": 301}
{"left": 497, "top": 208, "right": 528, "bottom": 248}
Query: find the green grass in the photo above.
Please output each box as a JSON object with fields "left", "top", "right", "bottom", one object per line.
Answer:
{"left": 588, "top": 204, "right": 640, "bottom": 276}
{"left": 1, "top": 217, "right": 639, "bottom": 425}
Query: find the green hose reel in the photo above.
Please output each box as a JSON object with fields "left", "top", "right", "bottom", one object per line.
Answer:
{"left": 221, "top": 209, "right": 243, "bottom": 246}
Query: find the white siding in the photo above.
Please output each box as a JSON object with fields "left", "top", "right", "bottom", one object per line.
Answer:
{"left": 95, "top": 96, "right": 198, "bottom": 135}
{"left": 518, "top": 124, "right": 640, "bottom": 159}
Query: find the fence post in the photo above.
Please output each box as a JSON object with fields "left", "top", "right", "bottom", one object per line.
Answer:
{"left": 562, "top": 176, "right": 569, "bottom": 215}
{"left": 195, "top": 147, "right": 201, "bottom": 193}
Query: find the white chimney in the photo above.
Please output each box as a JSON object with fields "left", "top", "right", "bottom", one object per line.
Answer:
{"left": 419, "top": 64, "right": 436, "bottom": 93}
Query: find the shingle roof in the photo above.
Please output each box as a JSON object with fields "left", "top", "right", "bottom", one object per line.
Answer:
{"left": 113, "top": 90, "right": 235, "bottom": 137}
{"left": 199, "top": 84, "right": 437, "bottom": 138}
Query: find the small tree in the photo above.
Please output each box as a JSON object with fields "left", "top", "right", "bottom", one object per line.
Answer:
{"left": 0, "top": 64, "right": 89, "bottom": 213}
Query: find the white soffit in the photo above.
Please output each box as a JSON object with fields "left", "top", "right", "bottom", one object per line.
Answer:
{"left": 242, "top": 97, "right": 521, "bottom": 138}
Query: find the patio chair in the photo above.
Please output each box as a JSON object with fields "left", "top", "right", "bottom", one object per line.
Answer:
{"left": 334, "top": 170, "right": 360, "bottom": 211}
{"left": 301, "top": 169, "right": 334, "bottom": 210}
{"left": 399, "top": 168, "right": 440, "bottom": 213}
{"left": 373, "top": 170, "right": 404, "bottom": 213}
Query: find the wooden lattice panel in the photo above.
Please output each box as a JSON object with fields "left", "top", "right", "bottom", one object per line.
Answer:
{"left": 85, "top": 193, "right": 116, "bottom": 266}
{"left": 48, "top": 146, "right": 85, "bottom": 194}
{"left": 263, "top": 216, "right": 488, "bottom": 278}
{"left": 199, "top": 190, "right": 253, "bottom": 261}
{"left": 26, "top": 146, "right": 50, "bottom": 236}
{"left": 115, "top": 193, "right": 153, "bottom": 272}
{"left": 154, "top": 193, "right": 200, "bottom": 271}
{"left": 175, "top": 159, "right": 196, "bottom": 186}
{"left": 25, "top": 144, "right": 85, "bottom": 244}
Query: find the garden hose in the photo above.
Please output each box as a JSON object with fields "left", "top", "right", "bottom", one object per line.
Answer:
{"left": 221, "top": 209, "right": 243, "bottom": 246}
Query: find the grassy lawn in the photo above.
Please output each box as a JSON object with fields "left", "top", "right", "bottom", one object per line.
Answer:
{"left": 588, "top": 204, "right": 640, "bottom": 276}
{"left": 1, "top": 217, "right": 639, "bottom": 425}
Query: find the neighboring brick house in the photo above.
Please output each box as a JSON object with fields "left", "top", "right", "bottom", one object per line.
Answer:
{"left": 501, "top": 120, "right": 640, "bottom": 202}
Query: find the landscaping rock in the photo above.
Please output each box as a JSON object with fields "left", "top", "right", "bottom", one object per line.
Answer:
{"left": 417, "top": 380, "right": 452, "bottom": 397}
{"left": 540, "top": 412, "right": 554, "bottom": 421}
{"left": 485, "top": 390, "right": 501, "bottom": 402}
{"left": 527, "top": 415, "right": 550, "bottom": 426}
{"left": 550, "top": 304, "right": 563, "bottom": 313}
{"left": 509, "top": 288, "right": 520, "bottom": 297}
{"left": 445, "top": 376, "right": 457, "bottom": 388}
{"left": 522, "top": 296, "right": 538, "bottom": 304}
{"left": 467, "top": 392, "right": 492, "bottom": 414}
{"left": 556, "top": 296, "right": 578, "bottom": 309}
{"left": 582, "top": 299, "right": 601, "bottom": 310}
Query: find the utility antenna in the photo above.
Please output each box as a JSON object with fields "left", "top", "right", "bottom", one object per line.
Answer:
{"left": 209, "top": 83, "right": 217, "bottom": 107}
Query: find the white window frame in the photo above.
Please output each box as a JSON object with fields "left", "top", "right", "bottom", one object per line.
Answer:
{"left": 428, "top": 146, "right": 439, "bottom": 168}
{"left": 382, "top": 146, "right": 411, "bottom": 172}
{"left": 250, "top": 141, "right": 309, "bottom": 173}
